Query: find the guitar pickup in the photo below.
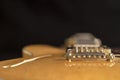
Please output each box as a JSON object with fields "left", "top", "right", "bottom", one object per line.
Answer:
{"left": 65, "top": 33, "right": 114, "bottom": 62}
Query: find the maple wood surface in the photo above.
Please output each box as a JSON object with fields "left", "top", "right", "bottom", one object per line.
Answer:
{"left": 0, "top": 45, "right": 120, "bottom": 80}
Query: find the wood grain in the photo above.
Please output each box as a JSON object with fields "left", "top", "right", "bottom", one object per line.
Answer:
{"left": 0, "top": 45, "right": 120, "bottom": 80}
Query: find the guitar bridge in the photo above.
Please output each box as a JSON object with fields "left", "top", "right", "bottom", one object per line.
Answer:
{"left": 65, "top": 33, "right": 114, "bottom": 62}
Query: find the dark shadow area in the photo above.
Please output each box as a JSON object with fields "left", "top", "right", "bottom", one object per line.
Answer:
{"left": 0, "top": 0, "right": 118, "bottom": 60}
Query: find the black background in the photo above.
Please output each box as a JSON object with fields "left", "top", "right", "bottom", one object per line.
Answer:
{"left": 0, "top": 0, "right": 119, "bottom": 60}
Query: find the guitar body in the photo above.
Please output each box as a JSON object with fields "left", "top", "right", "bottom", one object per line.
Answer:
{"left": 0, "top": 45, "right": 120, "bottom": 80}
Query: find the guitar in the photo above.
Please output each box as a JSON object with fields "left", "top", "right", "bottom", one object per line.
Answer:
{"left": 0, "top": 33, "right": 120, "bottom": 80}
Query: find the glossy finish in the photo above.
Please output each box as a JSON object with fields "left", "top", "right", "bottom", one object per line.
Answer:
{"left": 0, "top": 45, "right": 120, "bottom": 80}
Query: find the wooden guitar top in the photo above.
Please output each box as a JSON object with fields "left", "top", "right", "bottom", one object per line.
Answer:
{"left": 0, "top": 45, "right": 120, "bottom": 80}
